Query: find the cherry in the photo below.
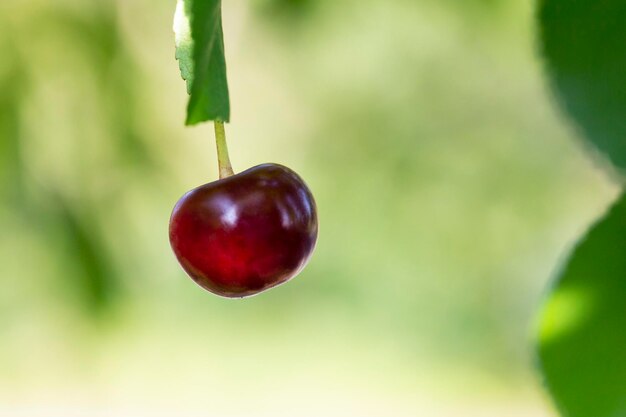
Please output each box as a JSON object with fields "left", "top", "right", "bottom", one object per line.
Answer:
{"left": 169, "top": 123, "right": 318, "bottom": 298}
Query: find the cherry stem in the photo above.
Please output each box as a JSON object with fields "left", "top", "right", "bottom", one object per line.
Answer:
{"left": 214, "top": 121, "right": 234, "bottom": 179}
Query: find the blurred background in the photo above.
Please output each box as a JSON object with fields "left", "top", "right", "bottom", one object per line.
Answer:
{"left": 0, "top": 0, "right": 620, "bottom": 415}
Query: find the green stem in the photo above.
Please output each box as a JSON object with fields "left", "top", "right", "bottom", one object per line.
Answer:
{"left": 214, "top": 121, "right": 234, "bottom": 179}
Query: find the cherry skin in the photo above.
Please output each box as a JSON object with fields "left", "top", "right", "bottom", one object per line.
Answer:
{"left": 169, "top": 163, "right": 318, "bottom": 298}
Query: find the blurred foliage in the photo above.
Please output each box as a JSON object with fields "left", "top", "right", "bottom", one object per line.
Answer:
{"left": 0, "top": 0, "right": 619, "bottom": 414}
{"left": 0, "top": 56, "right": 26, "bottom": 205}
{"left": 50, "top": 195, "right": 120, "bottom": 314}
{"left": 254, "top": 0, "right": 314, "bottom": 19}
{"left": 538, "top": 193, "right": 626, "bottom": 417}
{"left": 0, "top": 0, "right": 161, "bottom": 316}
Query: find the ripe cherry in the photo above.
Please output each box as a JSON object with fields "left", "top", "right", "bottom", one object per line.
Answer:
{"left": 169, "top": 123, "right": 318, "bottom": 298}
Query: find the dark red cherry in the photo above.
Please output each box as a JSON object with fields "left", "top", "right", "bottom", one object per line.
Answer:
{"left": 169, "top": 163, "right": 318, "bottom": 298}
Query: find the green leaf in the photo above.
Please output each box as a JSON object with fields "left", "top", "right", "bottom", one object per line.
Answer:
{"left": 174, "top": 0, "right": 230, "bottom": 125}
{"left": 537, "top": 193, "right": 626, "bottom": 417}
{"left": 539, "top": 0, "right": 626, "bottom": 172}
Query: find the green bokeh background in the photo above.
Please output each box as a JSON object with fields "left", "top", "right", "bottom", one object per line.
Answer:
{"left": 0, "top": 0, "right": 618, "bottom": 415}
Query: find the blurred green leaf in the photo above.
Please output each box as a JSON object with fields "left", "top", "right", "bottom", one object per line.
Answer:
{"left": 52, "top": 196, "right": 120, "bottom": 315}
{"left": 539, "top": 0, "right": 626, "bottom": 173}
{"left": 175, "top": 0, "right": 230, "bottom": 124}
{"left": 0, "top": 62, "right": 25, "bottom": 203}
{"left": 537, "top": 193, "right": 626, "bottom": 417}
